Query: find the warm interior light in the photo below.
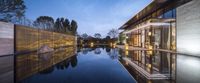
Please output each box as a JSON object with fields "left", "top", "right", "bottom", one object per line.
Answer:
{"left": 148, "top": 32, "right": 152, "bottom": 36}
{"left": 110, "top": 43, "right": 113, "bottom": 47}
{"left": 113, "top": 43, "right": 116, "bottom": 48}
{"left": 90, "top": 42, "right": 94, "bottom": 47}
{"left": 125, "top": 50, "right": 129, "bottom": 56}
{"left": 146, "top": 64, "right": 152, "bottom": 68}
{"left": 148, "top": 45, "right": 153, "bottom": 50}
{"left": 125, "top": 44, "right": 129, "bottom": 50}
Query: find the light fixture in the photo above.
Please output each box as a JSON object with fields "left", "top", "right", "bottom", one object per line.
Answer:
{"left": 90, "top": 42, "right": 94, "bottom": 47}
{"left": 125, "top": 44, "right": 129, "bottom": 50}
{"left": 148, "top": 32, "right": 152, "bottom": 36}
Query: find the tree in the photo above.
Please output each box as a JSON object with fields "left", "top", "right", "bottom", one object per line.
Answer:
{"left": 33, "top": 16, "right": 54, "bottom": 31}
{"left": 119, "top": 33, "right": 126, "bottom": 44}
{"left": 60, "top": 17, "right": 65, "bottom": 33}
{"left": 0, "top": 0, "right": 26, "bottom": 22}
{"left": 107, "top": 28, "right": 119, "bottom": 38}
{"left": 63, "top": 18, "right": 70, "bottom": 33}
{"left": 54, "top": 18, "right": 60, "bottom": 32}
{"left": 94, "top": 33, "right": 101, "bottom": 39}
{"left": 71, "top": 20, "right": 78, "bottom": 35}
{"left": 81, "top": 33, "right": 88, "bottom": 39}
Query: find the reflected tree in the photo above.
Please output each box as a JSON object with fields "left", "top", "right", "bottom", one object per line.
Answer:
{"left": 82, "top": 48, "right": 89, "bottom": 55}
{"left": 71, "top": 55, "right": 78, "bottom": 68}
{"left": 106, "top": 48, "right": 111, "bottom": 53}
{"left": 56, "top": 59, "right": 70, "bottom": 70}
{"left": 39, "top": 66, "right": 54, "bottom": 74}
{"left": 94, "top": 48, "right": 101, "bottom": 54}
{"left": 108, "top": 48, "right": 119, "bottom": 59}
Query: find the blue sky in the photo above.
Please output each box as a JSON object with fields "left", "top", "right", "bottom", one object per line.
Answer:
{"left": 24, "top": 0, "right": 152, "bottom": 37}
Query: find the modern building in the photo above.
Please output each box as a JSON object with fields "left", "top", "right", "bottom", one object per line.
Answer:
{"left": 119, "top": 0, "right": 200, "bottom": 56}
{"left": 119, "top": 0, "right": 200, "bottom": 81}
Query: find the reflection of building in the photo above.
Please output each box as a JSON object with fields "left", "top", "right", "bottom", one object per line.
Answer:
{"left": 119, "top": 0, "right": 180, "bottom": 51}
{"left": 15, "top": 46, "right": 77, "bottom": 82}
{"left": 120, "top": 50, "right": 176, "bottom": 80}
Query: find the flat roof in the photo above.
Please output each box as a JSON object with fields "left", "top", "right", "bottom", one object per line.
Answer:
{"left": 119, "top": 0, "right": 191, "bottom": 30}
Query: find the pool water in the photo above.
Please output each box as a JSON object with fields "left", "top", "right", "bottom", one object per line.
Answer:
{"left": 16, "top": 47, "right": 136, "bottom": 83}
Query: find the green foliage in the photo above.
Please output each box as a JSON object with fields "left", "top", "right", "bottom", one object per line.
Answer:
{"left": 81, "top": 33, "right": 88, "bottom": 39}
{"left": 94, "top": 33, "right": 101, "bottom": 39}
{"left": 0, "top": 0, "right": 26, "bottom": 22}
{"left": 71, "top": 20, "right": 78, "bottom": 35}
{"left": 119, "top": 34, "right": 126, "bottom": 44}
{"left": 54, "top": 18, "right": 77, "bottom": 35}
{"left": 107, "top": 28, "right": 119, "bottom": 38}
{"left": 33, "top": 16, "right": 54, "bottom": 31}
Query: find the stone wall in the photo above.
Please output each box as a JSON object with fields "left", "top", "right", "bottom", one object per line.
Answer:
{"left": 0, "top": 22, "right": 14, "bottom": 56}
{"left": 177, "top": 0, "right": 200, "bottom": 56}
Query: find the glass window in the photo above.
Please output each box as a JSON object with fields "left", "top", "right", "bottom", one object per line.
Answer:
{"left": 172, "top": 8, "right": 176, "bottom": 18}
{"left": 164, "top": 10, "right": 173, "bottom": 18}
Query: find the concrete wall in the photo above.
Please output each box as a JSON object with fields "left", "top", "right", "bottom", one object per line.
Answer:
{"left": 0, "top": 22, "right": 14, "bottom": 56}
{"left": 176, "top": 54, "right": 200, "bottom": 83}
{"left": 0, "top": 56, "right": 14, "bottom": 83}
{"left": 177, "top": 0, "right": 200, "bottom": 56}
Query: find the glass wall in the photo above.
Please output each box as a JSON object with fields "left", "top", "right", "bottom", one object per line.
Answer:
{"left": 126, "top": 7, "right": 176, "bottom": 51}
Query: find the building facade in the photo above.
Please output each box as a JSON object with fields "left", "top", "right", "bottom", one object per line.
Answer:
{"left": 119, "top": 0, "right": 200, "bottom": 80}
{"left": 120, "top": 0, "right": 188, "bottom": 51}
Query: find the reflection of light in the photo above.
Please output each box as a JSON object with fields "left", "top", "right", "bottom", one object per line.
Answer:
{"left": 110, "top": 43, "right": 112, "bottom": 46}
{"left": 148, "top": 80, "right": 152, "bottom": 83}
{"left": 112, "top": 43, "right": 116, "bottom": 48}
{"left": 185, "top": 58, "right": 200, "bottom": 67}
{"left": 125, "top": 61, "right": 129, "bottom": 65}
{"left": 146, "top": 64, "right": 152, "bottom": 68}
{"left": 125, "top": 44, "right": 129, "bottom": 50}
{"left": 125, "top": 50, "right": 129, "bottom": 56}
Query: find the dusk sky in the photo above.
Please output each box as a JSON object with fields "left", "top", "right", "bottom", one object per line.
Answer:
{"left": 24, "top": 0, "right": 152, "bottom": 37}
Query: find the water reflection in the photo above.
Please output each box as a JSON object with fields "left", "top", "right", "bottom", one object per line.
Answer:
{"left": 13, "top": 46, "right": 137, "bottom": 83}
{"left": 119, "top": 48, "right": 200, "bottom": 83}
{"left": 107, "top": 48, "right": 119, "bottom": 59}
{"left": 94, "top": 48, "right": 101, "bottom": 54}
{"left": 15, "top": 46, "right": 76, "bottom": 82}
{"left": 176, "top": 55, "right": 200, "bottom": 83}
{"left": 2, "top": 46, "right": 198, "bottom": 83}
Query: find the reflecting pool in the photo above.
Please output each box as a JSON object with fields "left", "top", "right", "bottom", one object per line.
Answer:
{"left": 0, "top": 46, "right": 200, "bottom": 83}
{"left": 15, "top": 46, "right": 136, "bottom": 83}
{"left": 118, "top": 49, "right": 200, "bottom": 83}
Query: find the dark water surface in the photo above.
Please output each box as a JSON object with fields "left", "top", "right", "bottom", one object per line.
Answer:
{"left": 0, "top": 46, "right": 200, "bottom": 83}
{"left": 16, "top": 47, "right": 136, "bottom": 83}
